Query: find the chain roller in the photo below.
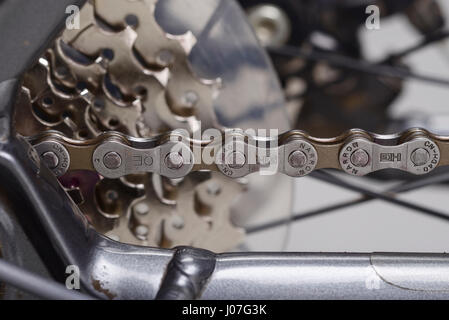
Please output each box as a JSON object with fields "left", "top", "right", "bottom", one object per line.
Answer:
{"left": 27, "top": 128, "right": 448, "bottom": 179}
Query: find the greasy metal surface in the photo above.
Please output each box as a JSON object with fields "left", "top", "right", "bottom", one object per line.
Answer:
{"left": 6, "top": 81, "right": 449, "bottom": 301}
{"left": 28, "top": 126, "right": 449, "bottom": 179}
{"left": 17, "top": 0, "right": 292, "bottom": 252}
{"left": 4, "top": 146, "right": 449, "bottom": 300}
{"left": 0, "top": 136, "right": 174, "bottom": 299}
{"left": 4, "top": 0, "right": 449, "bottom": 301}
{"left": 151, "top": 0, "right": 293, "bottom": 251}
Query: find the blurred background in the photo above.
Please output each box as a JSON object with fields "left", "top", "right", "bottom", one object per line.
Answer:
{"left": 239, "top": 0, "right": 449, "bottom": 252}
{"left": 19, "top": 0, "right": 449, "bottom": 254}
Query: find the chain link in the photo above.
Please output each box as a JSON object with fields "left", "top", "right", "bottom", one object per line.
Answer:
{"left": 17, "top": 0, "right": 449, "bottom": 252}
{"left": 27, "top": 127, "right": 449, "bottom": 179}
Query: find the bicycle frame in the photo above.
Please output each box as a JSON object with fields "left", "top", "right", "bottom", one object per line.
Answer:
{"left": 1, "top": 0, "right": 449, "bottom": 300}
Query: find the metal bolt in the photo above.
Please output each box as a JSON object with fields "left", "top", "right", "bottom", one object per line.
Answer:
{"left": 41, "top": 151, "right": 59, "bottom": 169}
{"left": 134, "top": 202, "right": 149, "bottom": 216}
{"left": 206, "top": 182, "right": 221, "bottom": 196}
{"left": 182, "top": 90, "right": 199, "bottom": 108}
{"left": 247, "top": 4, "right": 291, "bottom": 47}
{"left": 226, "top": 151, "right": 246, "bottom": 169}
{"left": 350, "top": 149, "right": 370, "bottom": 168}
{"left": 135, "top": 225, "right": 149, "bottom": 240}
{"left": 103, "top": 152, "right": 122, "bottom": 169}
{"left": 288, "top": 150, "right": 307, "bottom": 168}
{"left": 165, "top": 152, "right": 184, "bottom": 170}
{"left": 172, "top": 215, "right": 185, "bottom": 229}
{"left": 156, "top": 49, "right": 175, "bottom": 67}
{"left": 411, "top": 148, "right": 430, "bottom": 166}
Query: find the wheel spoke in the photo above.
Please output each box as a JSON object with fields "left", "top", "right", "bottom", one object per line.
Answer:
{"left": 247, "top": 170, "right": 449, "bottom": 234}
{"left": 269, "top": 45, "right": 449, "bottom": 87}
{"left": 310, "top": 170, "right": 449, "bottom": 222}
{"left": 383, "top": 30, "right": 449, "bottom": 62}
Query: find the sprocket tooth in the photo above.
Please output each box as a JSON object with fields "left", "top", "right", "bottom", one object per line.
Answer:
{"left": 19, "top": 0, "right": 245, "bottom": 252}
{"left": 14, "top": 88, "right": 48, "bottom": 137}
{"left": 93, "top": 0, "right": 220, "bottom": 131}
{"left": 23, "top": 58, "right": 91, "bottom": 139}
{"left": 166, "top": 31, "right": 197, "bottom": 56}
{"left": 54, "top": 40, "right": 106, "bottom": 91}
{"left": 165, "top": 62, "right": 220, "bottom": 130}
{"left": 95, "top": 0, "right": 192, "bottom": 69}
{"left": 62, "top": 1, "right": 96, "bottom": 44}
{"left": 139, "top": 84, "right": 193, "bottom": 137}
{"left": 163, "top": 173, "right": 245, "bottom": 252}
{"left": 86, "top": 93, "right": 143, "bottom": 137}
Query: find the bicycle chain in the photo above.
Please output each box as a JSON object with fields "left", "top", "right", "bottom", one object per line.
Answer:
{"left": 28, "top": 127, "right": 447, "bottom": 179}
{"left": 17, "top": 0, "right": 449, "bottom": 253}
{"left": 16, "top": 0, "right": 245, "bottom": 252}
